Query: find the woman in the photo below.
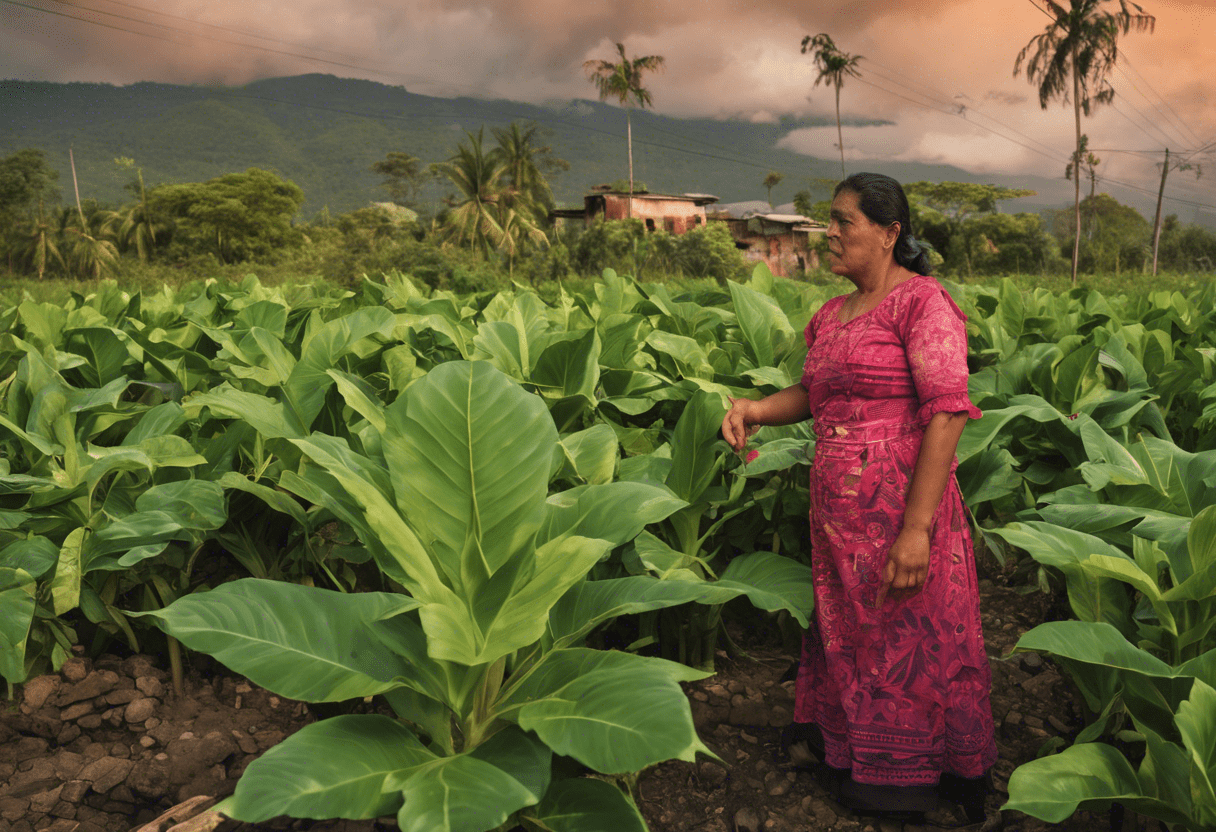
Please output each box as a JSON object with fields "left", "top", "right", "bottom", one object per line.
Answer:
{"left": 722, "top": 173, "right": 997, "bottom": 822}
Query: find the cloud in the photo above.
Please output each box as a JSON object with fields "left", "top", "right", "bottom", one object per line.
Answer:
{"left": 1, "top": 0, "right": 1212, "bottom": 207}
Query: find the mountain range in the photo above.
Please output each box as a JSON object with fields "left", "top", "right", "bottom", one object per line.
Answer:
{"left": 2, "top": 73, "right": 1087, "bottom": 220}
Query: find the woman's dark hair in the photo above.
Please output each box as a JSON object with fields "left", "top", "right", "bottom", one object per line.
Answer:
{"left": 834, "top": 172, "right": 933, "bottom": 276}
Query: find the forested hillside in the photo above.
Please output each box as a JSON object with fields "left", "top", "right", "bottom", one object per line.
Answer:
{"left": 1, "top": 73, "right": 1072, "bottom": 216}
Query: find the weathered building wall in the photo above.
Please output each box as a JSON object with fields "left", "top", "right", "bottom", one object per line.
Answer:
{"left": 719, "top": 216, "right": 824, "bottom": 278}
{"left": 588, "top": 194, "right": 710, "bottom": 234}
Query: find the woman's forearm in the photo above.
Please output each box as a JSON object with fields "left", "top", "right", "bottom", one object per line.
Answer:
{"left": 902, "top": 411, "right": 969, "bottom": 532}
{"left": 751, "top": 383, "right": 812, "bottom": 426}
{"left": 721, "top": 383, "right": 810, "bottom": 451}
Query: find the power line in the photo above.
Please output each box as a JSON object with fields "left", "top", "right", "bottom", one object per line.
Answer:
{"left": 852, "top": 71, "right": 1216, "bottom": 213}
{"left": 23, "top": 0, "right": 399, "bottom": 80}
{"left": 8, "top": 0, "right": 1212, "bottom": 211}
{"left": 85, "top": 0, "right": 366, "bottom": 65}
{"left": 1108, "top": 97, "right": 1171, "bottom": 150}
{"left": 851, "top": 75, "right": 1074, "bottom": 167}
{"left": 1112, "top": 63, "right": 1195, "bottom": 150}
{"left": 1119, "top": 55, "right": 1207, "bottom": 148}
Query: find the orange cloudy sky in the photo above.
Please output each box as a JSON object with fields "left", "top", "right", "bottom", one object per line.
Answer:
{"left": 3, "top": 0, "right": 1213, "bottom": 214}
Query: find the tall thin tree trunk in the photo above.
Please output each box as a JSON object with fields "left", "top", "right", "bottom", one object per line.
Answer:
{"left": 1070, "top": 46, "right": 1082, "bottom": 285}
{"left": 835, "top": 86, "right": 845, "bottom": 180}
{"left": 626, "top": 108, "right": 634, "bottom": 220}
{"left": 69, "top": 146, "right": 86, "bottom": 228}
{"left": 1151, "top": 148, "right": 1169, "bottom": 276}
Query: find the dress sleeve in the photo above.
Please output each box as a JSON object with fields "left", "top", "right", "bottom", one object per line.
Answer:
{"left": 902, "top": 284, "right": 982, "bottom": 422}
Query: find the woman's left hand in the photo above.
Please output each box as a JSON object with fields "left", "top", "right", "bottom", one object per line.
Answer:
{"left": 875, "top": 526, "right": 930, "bottom": 608}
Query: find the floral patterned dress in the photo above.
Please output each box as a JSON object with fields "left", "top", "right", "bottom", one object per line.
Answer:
{"left": 793, "top": 275, "right": 998, "bottom": 788}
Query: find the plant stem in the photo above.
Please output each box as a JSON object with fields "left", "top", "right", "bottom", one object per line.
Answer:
{"left": 167, "top": 635, "right": 184, "bottom": 698}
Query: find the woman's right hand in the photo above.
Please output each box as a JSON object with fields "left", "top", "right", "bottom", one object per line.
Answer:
{"left": 722, "top": 397, "right": 762, "bottom": 452}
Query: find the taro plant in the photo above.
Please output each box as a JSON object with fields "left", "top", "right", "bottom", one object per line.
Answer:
{"left": 995, "top": 506, "right": 1216, "bottom": 829}
{"left": 141, "top": 361, "right": 815, "bottom": 829}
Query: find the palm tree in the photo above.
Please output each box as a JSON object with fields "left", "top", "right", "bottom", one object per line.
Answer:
{"left": 1015, "top": 0, "right": 1155, "bottom": 283}
{"left": 60, "top": 204, "right": 119, "bottom": 279}
{"left": 115, "top": 159, "right": 165, "bottom": 263}
{"left": 492, "top": 121, "right": 566, "bottom": 222}
{"left": 801, "top": 33, "right": 863, "bottom": 180}
{"left": 19, "top": 203, "right": 64, "bottom": 280}
{"left": 433, "top": 128, "right": 548, "bottom": 272}
{"left": 583, "top": 43, "right": 665, "bottom": 218}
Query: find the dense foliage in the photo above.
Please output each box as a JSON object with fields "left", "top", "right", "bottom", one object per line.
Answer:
{"left": 2, "top": 261, "right": 1215, "bottom": 828}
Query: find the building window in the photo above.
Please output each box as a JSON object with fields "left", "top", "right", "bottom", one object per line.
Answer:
{"left": 645, "top": 218, "right": 656, "bottom": 232}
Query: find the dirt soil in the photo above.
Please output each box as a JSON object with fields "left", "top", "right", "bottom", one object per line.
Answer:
{"left": 1, "top": 577, "right": 1114, "bottom": 832}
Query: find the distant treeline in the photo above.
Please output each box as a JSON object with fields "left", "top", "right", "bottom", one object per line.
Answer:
{"left": 2, "top": 138, "right": 1213, "bottom": 290}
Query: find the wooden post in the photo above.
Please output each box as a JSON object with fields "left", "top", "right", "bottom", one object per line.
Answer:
{"left": 1151, "top": 148, "right": 1170, "bottom": 277}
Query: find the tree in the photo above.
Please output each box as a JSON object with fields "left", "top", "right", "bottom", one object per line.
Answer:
{"left": 1046, "top": 192, "right": 1150, "bottom": 273}
{"left": 1015, "top": 0, "right": 1155, "bottom": 284}
{"left": 152, "top": 168, "right": 305, "bottom": 263}
{"left": 0, "top": 149, "right": 59, "bottom": 224}
{"left": 18, "top": 204, "right": 64, "bottom": 280}
{"left": 371, "top": 152, "right": 424, "bottom": 208}
{"left": 905, "top": 181, "right": 1036, "bottom": 276}
{"left": 800, "top": 34, "right": 863, "bottom": 180}
{"left": 763, "top": 172, "right": 784, "bottom": 208}
{"left": 114, "top": 157, "right": 167, "bottom": 263}
{"left": 491, "top": 121, "right": 568, "bottom": 221}
{"left": 583, "top": 43, "right": 665, "bottom": 218}
{"left": 432, "top": 129, "right": 548, "bottom": 275}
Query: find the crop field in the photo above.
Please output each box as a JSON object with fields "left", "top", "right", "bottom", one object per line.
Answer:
{"left": 2, "top": 265, "right": 1215, "bottom": 831}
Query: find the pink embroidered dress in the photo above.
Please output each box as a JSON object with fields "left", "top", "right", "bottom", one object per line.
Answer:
{"left": 794, "top": 274, "right": 998, "bottom": 788}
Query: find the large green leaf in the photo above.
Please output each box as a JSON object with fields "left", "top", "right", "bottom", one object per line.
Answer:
{"left": 50, "top": 527, "right": 85, "bottom": 615}
{"left": 135, "top": 479, "right": 227, "bottom": 529}
{"left": 0, "top": 567, "right": 36, "bottom": 683}
{"left": 548, "top": 576, "right": 745, "bottom": 646}
{"left": 728, "top": 279, "right": 794, "bottom": 369}
{"left": 1014, "top": 621, "right": 1175, "bottom": 679}
{"left": 388, "top": 727, "right": 551, "bottom": 832}
{"left": 531, "top": 328, "right": 600, "bottom": 402}
{"left": 557, "top": 424, "right": 618, "bottom": 486}
{"left": 463, "top": 535, "right": 610, "bottom": 666}
{"left": 227, "top": 715, "right": 427, "bottom": 821}
{"left": 988, "top": 523, "right": 1132, "bottom": 629}
{"left": 1003, "top": 742, "right": 1154, "bottom": 823}
{"left": 507, "top": 648, "right": 711, "bottom": 774}
{"left": 471, "top": 320, "right": 527, "bottom": 380}
{"left": 716, "top": 551, "right": 816, "bottom": 627}
{"left": 384, "top": 360, "right": 555, "bottom": 584}
{"left": 136, "top": 579, "right": 420, "bottom": 702}
{"left": 1188, "top": 504, "right": 1216, "bottom": 577}
{"left": 0, "top": 537, "right": 59, "bottom": 579}
{"left": 525, "top": 778, "right": 647, "bottom": 832}
{"left": 192, "top": 386, "right": 305, "bottom": 439}
{"left": 284, "top": 306, "right": 397, "bottom": 428}
{"left": 66, "top": 327, "right": 129, "bottom": 388}
{"left": 537, "top": 482, "right": 686, "bottom": 548}
{"left": 666, "top": 389, "right": 727, "bottom": 505}
{"left": 956, "top": 396, "right": 1067, "bottom": 464}
{"left": 1175, "top": 679, "right": 1216, "bottom": 827}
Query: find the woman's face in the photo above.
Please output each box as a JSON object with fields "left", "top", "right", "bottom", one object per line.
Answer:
{"left": 825, "top": 189, "right": 899, "bottom": 279}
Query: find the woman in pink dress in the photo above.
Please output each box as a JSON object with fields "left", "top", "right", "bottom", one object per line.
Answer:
{"left": 722, "top": 173, "right": 997, "bottom": 822}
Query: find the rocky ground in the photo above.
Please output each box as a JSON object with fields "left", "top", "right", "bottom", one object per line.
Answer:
{"left": 0, "top": 578, "right": 1115, "bottom": 832}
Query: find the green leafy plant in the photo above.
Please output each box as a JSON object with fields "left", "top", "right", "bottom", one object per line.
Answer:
{"left": 141, "top": 361, "right": 815, "bottom": 829}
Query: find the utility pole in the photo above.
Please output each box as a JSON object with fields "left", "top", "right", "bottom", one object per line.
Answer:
{"left": 1150, "top": 148, "right": 1169, "bottom": 276}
